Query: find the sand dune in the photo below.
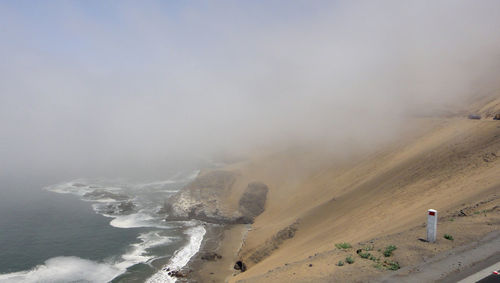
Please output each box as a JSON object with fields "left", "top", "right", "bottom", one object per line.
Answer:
{"left": 196, "top": 95, "right": 500, "bottom": 282}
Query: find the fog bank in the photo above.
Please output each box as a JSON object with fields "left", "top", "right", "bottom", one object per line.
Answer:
{"left": 1, "top": 1, "right": 500, "bottom": 179}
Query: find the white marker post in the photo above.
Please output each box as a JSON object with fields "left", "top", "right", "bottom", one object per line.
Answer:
{"left": 427, "top": 209, "right": 438, "bottom": 243}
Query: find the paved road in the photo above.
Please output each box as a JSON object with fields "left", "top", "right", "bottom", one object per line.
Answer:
{"left": 457, "top": 262, "right": 500, "bottom": 283}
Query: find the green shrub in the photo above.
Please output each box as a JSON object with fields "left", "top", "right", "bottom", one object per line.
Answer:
{"left": 335, "top": 242, "right": 352, "bottom": 249}
{"left": 444, "top": 234, "right": 454, "bottom": 241}
{"left": 384, "top": 260, "right": 400, "bottom": 270}
{"left": 383, "top": 245, "right": 397, "bottom": 257}
{"left": 359, "top": 252, "right": 371, "bottom": 259}
{"left": 369, "top": 255, "right": 377, "bottom": 261}
{"left": 363, "top": 245, "right": 374, "bottom": 251}
{"left": 346, "top": 256, "right": 355, "bottom": 264}
{"left": 337, "top": 260, "right": 344, "bottom": 266}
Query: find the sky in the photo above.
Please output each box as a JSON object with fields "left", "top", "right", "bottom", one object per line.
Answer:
{"left": 1, "top": 1, "right": 500, "bottom": 180}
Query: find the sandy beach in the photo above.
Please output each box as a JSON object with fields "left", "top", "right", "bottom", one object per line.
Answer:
{"left": 187, "top": 224, "right": 249, "bottom": 282}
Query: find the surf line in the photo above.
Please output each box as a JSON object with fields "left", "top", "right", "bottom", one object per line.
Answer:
{"left": 146, "top": 225, "right": 206, "bottom": 283}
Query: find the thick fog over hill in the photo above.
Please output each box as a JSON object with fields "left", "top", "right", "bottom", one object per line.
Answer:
{"left": 1, "top": 1, "right": 500, "bottom": 179}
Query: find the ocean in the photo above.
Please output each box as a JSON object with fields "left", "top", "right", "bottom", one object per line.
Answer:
{"left": 0, "top": 171, "right": 205, "bottom": 283}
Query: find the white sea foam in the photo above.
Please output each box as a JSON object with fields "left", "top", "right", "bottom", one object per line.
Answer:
{"left": 116, "top": 230, "right": 175, "bottom": 270}
{"left": 90, "top": 198, "right": 119, "bottom": 203}
{"left": 46, "top": 179, "right": 178, "bottom": 230}
{"left": 0, "top": 257, "right": 121, "bottom": 283}
{"left": 109, "top": 212, "right": 167, "bottom": 229}
{"left": 36, "top": 177, "right": 206, "bottom": 282}
{"left": 45, "top": 181, "right": 94, "bottom": 196}
{"left": 146, "top": 225, "right": 206, "bottom": 283}
{"left": 0, "top": 231, "right": 176, "bottom": 283}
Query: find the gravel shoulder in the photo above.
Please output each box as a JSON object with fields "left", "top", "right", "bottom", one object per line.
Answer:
{"left": 378, "top": 230, "right": 500, "bottom": 283}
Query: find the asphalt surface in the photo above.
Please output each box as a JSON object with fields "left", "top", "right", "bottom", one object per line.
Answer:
{"left": 456, "top": 261, "right": 500, "bottom": 283}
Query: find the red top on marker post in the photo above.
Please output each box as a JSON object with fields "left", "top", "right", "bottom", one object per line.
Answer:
{"left": 429, "top": 211, "right": 435, "bottom": 216}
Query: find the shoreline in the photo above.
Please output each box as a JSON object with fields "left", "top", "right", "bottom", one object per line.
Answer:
{"left": 184, "top": 223, "right": 248, "bottom": 283}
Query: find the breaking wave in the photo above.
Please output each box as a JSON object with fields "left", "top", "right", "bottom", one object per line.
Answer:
{"left": 0, "top": 170, "right": 203, "bottom": 282}
{"left": 146, "top": 225, "right": 206, "bottom": 283}
{"left": 0, "top": 257, "right": 121, "bottom": 283}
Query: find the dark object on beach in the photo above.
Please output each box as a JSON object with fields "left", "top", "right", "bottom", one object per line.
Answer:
{"left": 468, "top": 114, "right": 481, "bottom": 120}
{"left": 201, "top": 252, "right": 222, "bottom": 261}
{"left": 308, "top": 264, "right": 313, "bottom": 267}
{"left": 167, "top": 270, "right": 187, "bottom": 278}
{"left": 494, "top": 114, "right": 500, "bottom": 120}
{"left": 234, "top": 260, "right": 247, "bottom": 272}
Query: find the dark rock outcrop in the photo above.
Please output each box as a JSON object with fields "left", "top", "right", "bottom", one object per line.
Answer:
{"left": 117, "top": 201, "right": 136, "bottom": 214}
{"left": 162, "top": 170, "right": 269, "bottom": 224}
{"left": 238, "top": 182, "right": 269, "bottom": 223}
{"left": 162, "top": 170, "right": 238, "bottom": 223}
{"left": 200, "top": 252, "right": 222, "bottom": 261}
{"left": 83, "top": 189, "right": 129, "bottom": 201}
{"left": 246, "top": 220, "right": 300, "bottom": 264}
{"left": 167, "top": 270, "right": 188, "bottom": 278}
{"left": 234, "top": 260, "right": 247, "bottom": 272}
{"left": 101, "top": 201, "right": 136, "bottom": 215}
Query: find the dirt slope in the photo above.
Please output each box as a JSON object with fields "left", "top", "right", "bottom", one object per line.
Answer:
{"left": 214, "top": 96, "right": 500, "bottom": 282}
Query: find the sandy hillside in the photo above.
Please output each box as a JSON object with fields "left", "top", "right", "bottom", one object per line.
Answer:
{"left": 203, "top": 95, "right": 500, "bottom": 282}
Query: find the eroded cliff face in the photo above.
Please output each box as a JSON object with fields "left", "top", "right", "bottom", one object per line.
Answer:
{"left": 162, "top": 170, "right": 268, "bottom": 224}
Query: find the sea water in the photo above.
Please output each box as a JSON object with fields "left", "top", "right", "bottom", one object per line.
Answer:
{"left": 0, "top": 171, "right": 204, "bottom": 283}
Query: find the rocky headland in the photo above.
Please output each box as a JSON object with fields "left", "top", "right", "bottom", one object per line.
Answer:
{"left": 161, "top": 170, "right": 269, "bottom": 224}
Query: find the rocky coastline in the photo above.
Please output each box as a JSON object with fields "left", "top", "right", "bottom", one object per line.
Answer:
{"left": 160, "top": 170, "right": 268, "bottom": 225}
{"left": 158, "top": 170, "right": 269, "bottom": 282}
